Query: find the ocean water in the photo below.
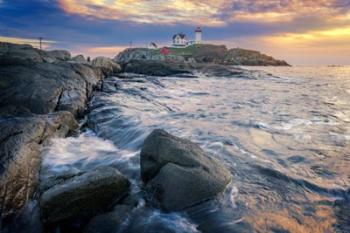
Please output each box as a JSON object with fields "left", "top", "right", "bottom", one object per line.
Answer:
{"left": 40, "top": 66, "right": 350, "bottom": 233}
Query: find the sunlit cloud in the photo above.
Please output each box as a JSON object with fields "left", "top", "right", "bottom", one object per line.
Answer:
{"left": 231, "top": 12, "right": 295, "bottom": 23}
{"left": 58, "top": 0, "right": 228, "bottom": 26}
{"left": 58, "top": 0, "right": 350, "bottom": 28}
{"left": 210, "top": 25, "right": 350, "bottom": 65}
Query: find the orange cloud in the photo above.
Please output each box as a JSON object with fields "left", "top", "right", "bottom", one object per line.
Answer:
{"left": 58, "top": 0, "right": 350, "bottom": 27}
{"left": 211, "top": 25, "right": 350, "bottom": 65}
{"left": 59, "top": 0, "right": 228, "bottom": 26}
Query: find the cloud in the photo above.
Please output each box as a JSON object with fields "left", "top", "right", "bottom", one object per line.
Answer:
{"left": 58, "top": 0, "right": 350, "bottom": 28}
{"left": 58, "top": 0, "right": 229, "bottom": 26}
{"left": 210, "top": 25, "right": 350, "bottom": 65}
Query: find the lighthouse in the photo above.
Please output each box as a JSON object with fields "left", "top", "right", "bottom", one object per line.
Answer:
{"left": 195, "top": 27, "right": 202, "bottom": 44}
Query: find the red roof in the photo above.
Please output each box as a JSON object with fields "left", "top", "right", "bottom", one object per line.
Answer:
{"left": 160, "top": 47, "right": 170, "bottom": 55}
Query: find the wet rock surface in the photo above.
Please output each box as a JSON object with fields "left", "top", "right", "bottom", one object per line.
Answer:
{"left": 0, "top": 59, "right": 103, "bottom": 116}
{"left": 141, "top": 129, "right": 232, "bottom": 211}
{"left": 0, "top": 112, "right": 78, "bottom": 222}
{"left": 40, "top": 167, "right": 130, "bottom": 225}
{"left": 0, "top": 42, "right": 122, "bottom": 230}
{"left": 83, "top": 204, "right": 132, "bottom": 233}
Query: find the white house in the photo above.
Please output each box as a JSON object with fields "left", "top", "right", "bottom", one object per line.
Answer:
{"left": 172, "top": 33, "right": 188, "bottom": 47}
{"left": 171, "top": 27, "right": 202, "bottom": 47}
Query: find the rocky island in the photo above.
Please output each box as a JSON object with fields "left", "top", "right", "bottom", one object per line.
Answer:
{"left": 0, "top": 42, "right": 287, "bottom": 233}
{"left": 116, "top": 44, "right": 289, "bottom": 76}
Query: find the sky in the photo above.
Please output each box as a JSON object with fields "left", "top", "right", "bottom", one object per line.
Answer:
{"left": 0, "top": 0, "right": 350, "bottom": 65}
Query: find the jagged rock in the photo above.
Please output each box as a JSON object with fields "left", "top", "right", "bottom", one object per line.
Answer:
{"left": 140, "top": 129, "right": 232, "bottom": 211}
{"left": 124, "top": 60, "right": 191, "bottom": 76}
{"left": 0, "top": 112, "right": 78, "bottom": 221}
{"left": 40, "top": 167, "right": 130, "bottom": 224}
{"left": 91, "top": 57, "right": 121, "bottom": 75}
{"left": 0, "top": 42, "right": 43, "bottom": 63}
{"left": 45, "top": 50, "right": 71, "bottom": 61}
{"left": 0, "top": 43, "right": 106, "bottom": 230}
{"left": 0, "top": 57, "right": 103, "bottom": 116}
{"left": 224, "top": 48, "right": 290, "bottom": 66}
{"left": 72, "top": 54, "right": 88, "bottom": 64}
{"left": 84, "top": 205, "right": 132, "bottom": 233}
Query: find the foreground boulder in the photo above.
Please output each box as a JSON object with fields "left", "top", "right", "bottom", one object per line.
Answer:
{"left": 0, "top": 112, "right": 78, "bottom": 221}
{"left": 91, "top": 57, "right": 121, "bottom": 75}
{"left": 0, "top": 55, "right": 103, "bottom": 117}
{"left": 40, "top": 167, "right": 130, "bottom": 224}
{"left": 140, "top": 129, "right": 231, "bottom": 211}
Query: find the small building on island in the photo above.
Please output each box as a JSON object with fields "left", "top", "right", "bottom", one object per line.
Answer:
{"left": 172, "top": 33, "right": 188, "bottom": 47}
{"left": 172, "top": 27, "right": 202, "bottom": 47}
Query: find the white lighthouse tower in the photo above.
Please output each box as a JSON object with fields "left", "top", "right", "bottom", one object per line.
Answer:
{"left": 195, "top": 27, "right": 202, "bottom": 44}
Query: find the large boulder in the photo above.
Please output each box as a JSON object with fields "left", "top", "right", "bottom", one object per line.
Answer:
{"left": 40, "top": 167, "right": 130, "bottom": 224}
{"left": 91, "top": 57, "right": 121, "bottom": 75}
{"left": 123, "top": 60, "right": 191, "bottom": 76}
{"left": 0, "top": 42, "right": 43, "bottom": 63}
{"left": 140, "top": 129, "right": 231, "bottom": 211}
{"left": 0, "top": 112, "right": 78, "bottom": 221}
{"left": 72, "top": 54, "right": 88, "bottom": 64}
{"left": 0, "top": 58, "right": 103, "bottom": 116}
{"left": 45, "top": 50, "right": 71, "bottom": 62}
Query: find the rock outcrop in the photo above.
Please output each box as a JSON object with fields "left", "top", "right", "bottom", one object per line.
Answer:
{"left": 115, "top": 48, "right": 184, "bottom": 64}
{"left": 0, "top": 61, "right": 103, "bottom": 116}
{"left": 72, "top": 54, "right": 88, "bottom": 64}
{"left": 0, "top": 43, "right": 107, "bottom": 117}
{"left": 40, "top": 167, "right": 130, "bottom": 225}
{"left": 0, "top": 112, "right": 78, "bottom": 221}
{"left": 0, "top": 42, "right": 121, "bottom": 229}
{"left": 123, "top": 60, "right": 192, "bottom": 76}
{"left": 224, "top": 48, "right": 290, "bottom": 66}
{"left": 140, "top": 129, "right": 232, "bottom": 211}
{"left": 45, "top": 50, "right": 71, "bottom": 62}
{"left": 115, "top": 44, "right": 289, "bottom": 68}
{"left": 92, "top": 56, "right": 122, "bottom": 75}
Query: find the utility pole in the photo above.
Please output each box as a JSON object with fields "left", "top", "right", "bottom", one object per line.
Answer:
{"left": 39, "top": 37, "right": 43, "bottom": 50}
{"left": 129, "top": 41, "right": 133, "bottom": 48}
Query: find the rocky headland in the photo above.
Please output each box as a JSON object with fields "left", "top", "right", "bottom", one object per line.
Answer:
{"left": 115, "top": 44, "right": 289, "bottom": 75}
{"left": 0, "top": 42, "right": 122, "bottom": 231}
{"left": 0, "top": 42, "right": 287, "bottom": 232}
